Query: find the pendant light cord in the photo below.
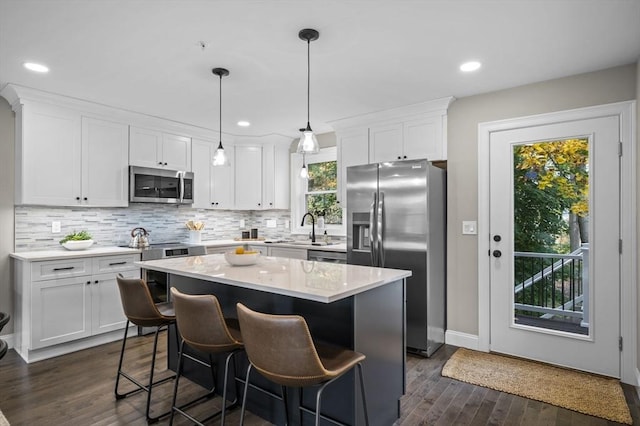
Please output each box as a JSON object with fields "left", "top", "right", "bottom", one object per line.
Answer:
{"left": 307, "top": 37, "right": 310, "bottom": 125}
{"left": 219, "top": 73, "right": 223, "bottom": 143}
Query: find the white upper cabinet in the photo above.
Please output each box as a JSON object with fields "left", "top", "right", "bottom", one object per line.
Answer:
{"left": 10, "top": 98, "right": 128, "bottom": 207}
{"left": 369, "top": 122, "right": 404, "bottom": 163}
{"left": 234, "top": 137, "right": 291, "bottom": 211}
{"left": 129, "top": 126, "right": 191, "bottom": 171}
{"left": 235, "top": 145, "right": 263, "bottom": 210}
{"left": 192, "top": 138, "right": 235, "bottom": 209}
{"left": 262, "top": 142, "right": 290, "bottom": 210}
{"left": 336, "top": 128, "right": 369, "bottom": 205}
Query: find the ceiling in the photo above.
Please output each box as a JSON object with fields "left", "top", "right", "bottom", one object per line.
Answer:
{"left": 1, "top": 0, "right": 639, "bottom": 140}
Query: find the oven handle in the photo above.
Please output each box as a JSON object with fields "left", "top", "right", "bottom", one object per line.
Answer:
{"left": 178, "top": 171, "right": 185, "bottom": 204}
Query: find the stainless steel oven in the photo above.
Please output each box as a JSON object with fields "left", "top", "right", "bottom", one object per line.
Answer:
{"left": 139, "top": 242, "right": 206, "bottom": 334}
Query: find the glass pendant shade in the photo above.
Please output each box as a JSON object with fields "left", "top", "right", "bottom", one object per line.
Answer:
{"left": 296, "top": 124, "right": 319, "bottom": 154}
{"left": 212, "top": 141, "right": 229, "bottom": 166}
{"left": 300, "top": 160, "right": 309, "bottom": 179}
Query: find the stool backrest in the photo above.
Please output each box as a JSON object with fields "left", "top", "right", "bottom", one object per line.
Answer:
{"left": 236, "top": 303, "right": 328, "bottom": 387}
{"left": 0, "top": 312, "right": 9, "bottom": 333}
{"left": 171, "top": 288, "right": 242, "bottom": 353}
{"left": 116, "top": 276, "right": 169, "bottom": 327}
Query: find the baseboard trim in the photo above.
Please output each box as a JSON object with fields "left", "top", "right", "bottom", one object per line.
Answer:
{"left": 445, "top": 330, "right": 480, "bottom": 351}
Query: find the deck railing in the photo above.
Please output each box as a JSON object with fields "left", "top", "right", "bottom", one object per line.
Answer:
{"left": 513, "top": 245, "right": 589, "bottom": 326}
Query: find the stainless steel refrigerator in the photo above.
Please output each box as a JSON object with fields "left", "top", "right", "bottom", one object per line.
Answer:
{"left": 346, "top": 159, "right": 445, "bottom": 356}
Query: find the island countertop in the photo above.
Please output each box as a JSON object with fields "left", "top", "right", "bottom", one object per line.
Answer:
{"left": 136, "top": 254, "right": 411, "bottom": 303}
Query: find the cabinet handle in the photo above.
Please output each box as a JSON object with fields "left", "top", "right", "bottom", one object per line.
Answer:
{"left": 86, "top": 281, "right": 91, "bottom": 285}
{"left": 258, "top": 203, "right": 261, "bottom": 206}
{"left": 269, "top": 202, "right": 273, "bottom": 206}
{"left": 108, "top": 261, "right": 127, "bottom": 266}
{"left": 158, "top": 161, "right": 163, "bottom": 165}
{"left": 403, "top": 155, "right": 407, "bottom": 159}
{"left": 76, "top": 197, "right": 80, "bottom": 201}
{"left": 53, "top": 266, "right": 75, "bottom": 271}
{"left": 94, "top": 280, "right": 99, "bottom": 284}
{"left": 164, "top": 162, "right": 168, "bottom": 166}
{"left": 83, "top": 197, "right": 88, "bottom": 201}
{"left": 397, "top": 156, "right": 401, "bottom": 160}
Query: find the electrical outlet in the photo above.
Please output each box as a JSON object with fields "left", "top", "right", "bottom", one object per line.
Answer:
{"left": 239, "top": 219, "right": 245, "bottom": 228}
{"left": 284, "top": 220, "right": 290, "bottom": 229}
{"left": 52, "top": 221, "right": 61, "bottom": 233}
{"left": 266, "top": 220, "right": 277, "bottom": 228}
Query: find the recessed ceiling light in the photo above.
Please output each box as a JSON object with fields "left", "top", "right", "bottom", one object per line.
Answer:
{"left": 23, "top": 62, "right": 49, "bottom": 73}
{"left": 237, "top": 121, "right": 251, "bottom": 127}
{"left": 460, "top": 61, "right": 481, "bottom": 72}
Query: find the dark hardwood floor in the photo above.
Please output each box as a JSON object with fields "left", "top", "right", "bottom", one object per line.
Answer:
{"left": 0, "top": 333, "right": 638, "bottom": 425}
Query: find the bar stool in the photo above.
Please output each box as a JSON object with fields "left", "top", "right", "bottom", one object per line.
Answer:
{"left": 169, "top": 288, "right": 244, "bottom": 426}
{"left": 114, "top": 275, "right": 176, "bottom": 423}
{"left": 236, "top": 303, "right": 370, "bottom": 426}
{"left": 0, "top": 312, "right": 9, "bottom": 360}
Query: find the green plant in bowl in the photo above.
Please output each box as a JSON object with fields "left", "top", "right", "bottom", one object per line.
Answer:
{"left": 59, "top": 230, "right": 93, "bottom": 245}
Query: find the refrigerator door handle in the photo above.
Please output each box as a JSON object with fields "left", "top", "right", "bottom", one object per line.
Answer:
{"left": 378, "top": 191, "right": 385, "bottom": 267}
{"left": 369, "top": 191, "right": 378, "bottom": 266}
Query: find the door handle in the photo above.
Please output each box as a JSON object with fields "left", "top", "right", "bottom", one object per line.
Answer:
{"left": 378, "top": 192, "right": 385, "bottom": 267}
{"left": 493, "top": 250, "right": 502, "bottom": 258}
{"left": 369, "top": 192, "right": 378, "bottom": 267}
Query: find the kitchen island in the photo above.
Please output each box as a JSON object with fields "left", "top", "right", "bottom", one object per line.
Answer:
{"left": 136, "top": 253, "right": 411, "bottom": 426}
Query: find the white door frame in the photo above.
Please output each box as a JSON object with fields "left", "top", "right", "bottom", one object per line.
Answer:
{"left": 477, "top": 101, "right": 637, "bottom": 384}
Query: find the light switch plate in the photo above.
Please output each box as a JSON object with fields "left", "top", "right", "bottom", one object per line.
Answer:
{"left": 52, "top": 221, "right": 61, "bottom": 233}
{"left": 284, "top": 220, "right": 290, "bottom": 229}
{"left": 239, "top": 219, "right": 245, "bottom": 228}
{"left": 462, "top": 220, "right": 477, "bottom": 235}
{"left": 266, "top": 219, "right": 277, "bottom": 228}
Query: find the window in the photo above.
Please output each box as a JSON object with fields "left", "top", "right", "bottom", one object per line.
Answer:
{"left": 291, "top": 147, "right": 345, "bottom": 236}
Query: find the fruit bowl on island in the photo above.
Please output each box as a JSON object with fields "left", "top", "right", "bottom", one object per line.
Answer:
{"left": 224, "top": 247, "right": 260, "bottom": 266}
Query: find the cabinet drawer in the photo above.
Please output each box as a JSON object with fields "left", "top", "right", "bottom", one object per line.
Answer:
{"left": 31, "top": 258, "right": 91, "bottom": 281}
{"left": 93, "top": 255, "right": 140, "bottom": 274}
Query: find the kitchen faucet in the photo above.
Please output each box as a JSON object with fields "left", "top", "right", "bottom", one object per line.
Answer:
{"left": 300, "top": 213, "right": 316, "bottom": 243}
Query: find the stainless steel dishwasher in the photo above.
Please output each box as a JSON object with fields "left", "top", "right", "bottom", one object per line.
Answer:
{"left": 307, "top": 249, "right": 346, "bottom": 263}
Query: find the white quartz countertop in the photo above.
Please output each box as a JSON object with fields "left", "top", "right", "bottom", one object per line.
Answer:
{"left": 10, "top": 246, "right": 141, "bottom": 261}
{"left": 200, "top": 239, "right": 346, "bottom": 252}
{"left": 136, "top": 254, "right": 409, "bottom": 303}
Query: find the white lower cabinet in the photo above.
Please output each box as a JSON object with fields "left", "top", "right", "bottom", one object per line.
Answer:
{"left": 14, "top": 253, "right": 140, "bottom": 362}
{"left": 267, "top": 247, "right": 308, "bottom": 260}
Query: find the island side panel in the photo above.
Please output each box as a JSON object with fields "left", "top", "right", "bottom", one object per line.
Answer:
{"left": 354, "top": 278, "right": 406, "bottom": 425}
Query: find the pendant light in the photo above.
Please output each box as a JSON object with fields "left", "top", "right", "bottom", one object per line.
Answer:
{"left": 212, "top": 67, "right": 230, "bottom": 166}
{"left": 300, "top": 153, "right": 309, "bottom": 179}
{"left": 296, "top": 28, "right": 320, "bottom": 155}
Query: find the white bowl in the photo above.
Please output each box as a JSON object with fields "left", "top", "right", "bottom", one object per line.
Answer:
{"left": 224, "top": 250, "right": 260, "bottom": 266}
{"left": 62, "top": 240, "right": 94, "bottom": 251}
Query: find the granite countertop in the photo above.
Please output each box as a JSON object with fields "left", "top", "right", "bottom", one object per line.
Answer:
{"left": 10, "top": 246, "right": 142, "bottom": 261}
{"left": 136, "top": 254, "right": 409, "bottom": 303}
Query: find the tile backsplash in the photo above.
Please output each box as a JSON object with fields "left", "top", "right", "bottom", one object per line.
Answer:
{"left": 15, "top": 205, "right": 292, "bottom": 252}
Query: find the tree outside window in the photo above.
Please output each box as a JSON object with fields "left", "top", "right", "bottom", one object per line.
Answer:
{"left": 304, "top": 160, "right": 342, "bottom": 225}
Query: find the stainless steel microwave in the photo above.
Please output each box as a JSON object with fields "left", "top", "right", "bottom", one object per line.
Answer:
{"left": 129, "top": 166, "right": 194, "bottom": 204}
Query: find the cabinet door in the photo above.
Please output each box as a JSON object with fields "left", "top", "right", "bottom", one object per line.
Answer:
{"left": 272, "top": 143, "right": 290, "bottom": 209}
{"left": 211, "top": 144, "right": 235, "bottom": 209}
{"left": 262, "top": 144, "right": 276, "bottom": 209}
{"left": 163, "top": 133, "right": 191, "bottom": 171}
{"left": 19, "top": 102, "right": 81, "bottom": 205}
{"left": 91, "top": 270, "right": 137, "bottom": 334}
{"left": 82, "top": 117, "right": 129, "bottom": 207}
{"left": 403, "top": 116, "right": 442, "bottom": 161}
{"left": 191, "top": 140, "right": 214, "bottom": 208}
{"left": 235, "top": 145, "right": 263, "bottom": 210}
{"left": 129, "top": 126, "right": 162, "bottom": 168}
{"left": 369, "top": 123, "right": 403, "bottom": 163}
{"left": 336, "top": 128, "right": 369, "bottom": 205}
{"left": 31, "top": 276, "right": 91, "bottom": 349}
